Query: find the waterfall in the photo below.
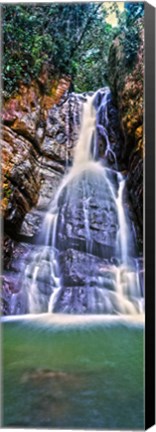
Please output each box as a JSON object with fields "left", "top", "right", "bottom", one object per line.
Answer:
{"left": 65, "top": 98, "right": 70, "bottom": 168}
{"left": 95, "top": 87, "right": 117, "bottom": 165}
{"left": 73, "top": 94, "right": 96, "bottom": 165}
{"left": 116, "top": 172, "right": 128, "bottom": 263}
{"left": 11, "top": 88, "right": 144, "bottom": 316}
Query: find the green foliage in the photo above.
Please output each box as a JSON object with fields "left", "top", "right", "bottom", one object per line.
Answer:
{"left": 125, "top": 3, "right": 144, "bottom": 22}
{"left": 74, "top": 20, "right": 116, "bottom": 92}
{"left": 2, "top": 3, "right": 144, "bottom": 95}
{"left": 117, "top": 3, "right": 144, "bottom": 67}
{"left": 2, "top": 4, "right": 99, "bottom": 95}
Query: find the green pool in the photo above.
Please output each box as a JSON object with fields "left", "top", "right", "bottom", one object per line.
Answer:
{"left": 2, "top": 314, "right": 144, "bottom": 429}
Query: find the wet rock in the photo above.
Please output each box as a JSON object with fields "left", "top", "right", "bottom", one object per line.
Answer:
{"left": 9, "top": 291, "right": 28, "bottom": 315}
{"left": 59, "top": 248, "right": 110, "bottom": 287}
{"left": 3, "top": 234, "right": 15, "bottom": 269}
{"left": 53, "top": 285, "right": 141, "bottom": 315}
{"left": 41, "top": 92, "right": 83, "bottom": 166}
{"left": 95, "top": 88, "right": 125, "bottom": 162}
{"left": 41, "top": 136, "right": 67, "bottom": 162}
{"left": 19, "top": 171, "right": 63, "bottom": 238}
{"left": 20, "top": 212, "right": 43, "bottom": 238}
{"left": 57, "top": 171, "right": 119, "bottom": 254}
{"left": 36, "top": 173, "right": 61, "bottom": 210}
{"left": 8, "top": 242, "right": 32, "bottom": 273}
{"left": 36, "top": 126, "right": 45, "bottom": 143}
{"left": 127, "top": 151, "right": 143, "bottom": 249}
{"left": 0, "top": 274, "right": 21, "bottom": 315}
{"left": 56, "top": 132, "right": 66, "bottom": 145}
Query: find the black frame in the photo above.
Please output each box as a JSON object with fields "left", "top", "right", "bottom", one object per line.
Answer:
{"left": 145, "top": 2, "right": 155, "bottom": 429}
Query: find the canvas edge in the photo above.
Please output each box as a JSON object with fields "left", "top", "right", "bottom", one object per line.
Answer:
{"left": 145, "top": 1, "right": 156, "bottom": 430}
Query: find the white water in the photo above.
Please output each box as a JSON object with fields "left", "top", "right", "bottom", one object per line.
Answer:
{"left": 1, "top": 313, "right": 144, "bottom": 328}
{"left": 65, "top": 99, "right": 70, "bottom": 167}
{"left": 13, "top": 88, "right": 144, "bottom": 316}
{"left": 96, "top": 87, "right": 117, "bottom": 164}
{"left": 116, "top": 173, "right": 128, "bottom": 263}
{"left": 73, "top": 94, "right": 96, "bottom": 165}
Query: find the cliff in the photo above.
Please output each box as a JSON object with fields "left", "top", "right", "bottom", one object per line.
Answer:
{"left": 108, "top": 18, "right": 144, "bottom": 247}
{"left": 1, "top": 76, "right": 71, "bottom": 267}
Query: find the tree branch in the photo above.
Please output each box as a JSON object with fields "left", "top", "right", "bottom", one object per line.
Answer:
{"left": 70, "top": 3, "right": 104, "bottom": 59}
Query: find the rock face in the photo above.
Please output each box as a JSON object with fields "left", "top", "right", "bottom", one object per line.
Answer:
{"left": 52, "top": 249, "right": 143, "bottom": 314}
{"left": 41, "top": 92, "right": 82, "bottom": 166}
{"left": 2, "top": 77, "right": 71, "bottom": 265}
{"left": 108, "top": 19, "right": 144, "bottom": 247}
{"left": 94, "top": 89, "right": 125, "bottom": 163}
{"left": 2, "top": 126, "right": 41, "bottom": 232}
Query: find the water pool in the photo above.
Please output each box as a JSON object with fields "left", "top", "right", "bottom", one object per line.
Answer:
{"left": 2, "top": 314, "right": 144, "bottom": 429}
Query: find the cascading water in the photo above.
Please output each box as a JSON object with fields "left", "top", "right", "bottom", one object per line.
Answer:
{"left": 116, "top": 172, "right": 128, "bottom": 263}
{"left": 96, "top": 87, "right": 117, "bottom": 165}
{"left": 11, "top": 87, "right": 144, "bottom": 316}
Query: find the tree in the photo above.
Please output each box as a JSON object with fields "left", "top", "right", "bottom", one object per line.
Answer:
{"left": 2, "top": 3, "right": 141, "bottom": 95}
{"left": 2, "top": 3, "right": 104, "bottom": 95}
